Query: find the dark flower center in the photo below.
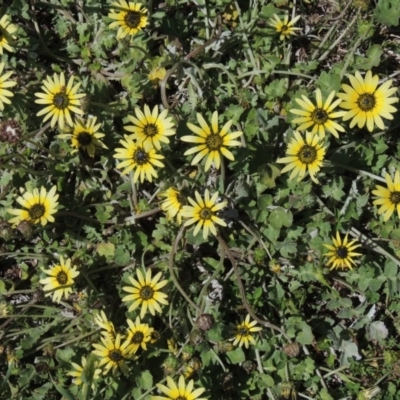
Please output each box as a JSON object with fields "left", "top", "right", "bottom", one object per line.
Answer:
{"left": 139, "top": 285, "right": 154, "bottom": 300}
{"left": 132, "top": 331, "right": 144, "bottom": 344}
{"left": 357, "top": 93, "right": 376, "bottom": 112}
{"left": 29, "top": 203, "right": 45, "bottom": 220}
{"left": 108, "top": 349, "right": 123, "bottom": 362}
{"left": 56, "top": 271, "right": 68, "bottom": 285}
{"left": 133, "top": 148, "right": 149, "bottom": 165}
{"left": 390, "top": 191, "right": 400, "bottom": 204}
{"left": 311, "top": 108, "right": 328, "bottom": 124}
{"left": 143, "top": 124, "right": 158, "bottom": 137}
{"left": 124, "top": 11, "right": 142, "bottom": 29}
{"left": 77, "top": 132, "right": 92, "bottom": 146}
{"left": 176, "top": 397, "right": 188, "bottom": 400}
{"left": 236, "top": 327, "right": 250, "bottom": 337}
{"left": 53, "top": 91, "right": 70, "bottom": 110}
{"left": 206, "top": 133, "right": 223, "bottom": 151}
{"left": 281, "top": 24, "right": 289, "bottom": 33}
{"left": 336, "top": 246, "right": 348, "bottom": 259}
{"left": 298, "top": 145, "right": 317, "bottom": 164}
{"left": 199, "top": 207, "right": 212, "bottom": 220}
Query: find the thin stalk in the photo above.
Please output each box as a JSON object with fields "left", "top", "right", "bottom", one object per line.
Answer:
{"left": 169, "top": 226, "right": 202, "bottom": 313}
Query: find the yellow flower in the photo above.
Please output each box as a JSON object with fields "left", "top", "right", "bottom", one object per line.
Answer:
{"left": 126, "top": 316, "right": 154, "bottom": 354}
{"left": 92, "top": 333, "right": 133, "bottom": 375}
{"left": 269, "top": 14, "right": 301, "bottom": 41}
{"left": 93, "top": 310, "right": 117, "bottom": 341}
{"left": 39, "top": 256, "right": 80, "bottom": 303}
{"left": 122, "top": 269, "right": 168, "bottom": 319}
{"left": 58, "top": 116, "right": 107, "bottom": 157}
{"left": 114, "top": 135, "right": 165, "bottom": 183}
{"left": 323, "top": 232, "right": 362, "bottom": 270}
{"left": 372, "top": 170, "right": 400, "bottom": 221}
{"left": 151, "top": 375, "right": 207, "bottom": 400}
{"left": 0, "top": 14, "right": 17, "bottom": 54}
{"left": 7, "top": 186, "right": 59, "bottom": 226}
{"left": 108, "top": 1, "right": 148, "bottom": 39}
{"left": 0, "top": 62, "right": 16, "bottom": 111}
{"left": 159, "top": 187, "right": 185, "bottom": 224}
{"left": 337, "top": 70, "right": 398, "bottom": 132}
{"left": 181, "top": 111, "right": 242, "bottom": 171}
{"left": 68, "top": 356, "right": 102, "bottom": 386}
{"left": 124, "top": 104, "right": 175, "bottom": 150}
{"left": 231, "top": 314, "right": 262, "bottom": 349}
{"left": 182, "top": 189, "right": 227, "bottom": 239}
{"left": 222, "top": 3, "right": 239, "bottom": 27}
{"left": 35, "top": 72, "right": 86, "bottom": 130}
{"left": 290, "top": 89, "right": 346, "bottom": 138}
{"left": 276, "top": 131, "right": 326, "bottom": 184}
{"left": 148, "top": 67, "right": 167, "bottom": 85}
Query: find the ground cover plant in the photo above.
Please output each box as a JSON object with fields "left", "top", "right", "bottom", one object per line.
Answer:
{"left": 1, "top": 0, "right": 400, "bottom": 399}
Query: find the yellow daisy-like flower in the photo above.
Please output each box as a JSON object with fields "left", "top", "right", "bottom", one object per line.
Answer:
{"left": 181, "top": 189, "right": 227, "bottom": 239}
{"left": 151, "top": 375, "right": 207, "bottom": 400}
{"left": 39, "top": 256, "right": 80, "bottom": 303}
{"left": 92, "top": 333, "right": 133, "bottom": 375}
{"left": 181, "top": 111, "right": 242, "bottom": 172}
{"left": 0, "top": 14, "right": 17, "bottom": 54}
{"left": 323, "top": 232, "right": 362, "bottom": 270}
{"left": 0, "top": 62, "right": 17, "bottom": 111}
{"left": 230, "top": 314, "right": 262, "bottom": 349}
{"left": 337, "top": 70, "right": 398, "bottom": 132}
{"left": 372, "top": 170, "right": 400, "bottom": 221}
{"left": 126, "top": 316, "right": 154, "bottom": 354}
{"left": 124, "top": 104, "right": 175, "bottom": 150}
{"left": 269, "top": 13, "right": 301, "bottom": 41}
{"left": 148, "top": 67, "right": 167, "bottom": 86}
{"left": 122, "top": 269, "right": 168, "bottom": 319}
{"left": 114, "top": 135, "right": 165, "bottom": 183}
{"left": 58, "top": 116, "right": 107, "bottom": 157}
{"left": 276, "top": 131, "right": 326, "bottom": 184}
{"left": 94, "top": 310, "right": 117, "bottom": 341}
{"left": 108, "top": 1, "right": 148, "bottom": 39}
{"left": 290, "top": 89, "right": 346, "bottom": 138}
{"left": 7, "top": 186, "right": 59, "bottom": 226}
{"left": 159, "top": 187, "right": 185, "bottom": 224}
{"left": 34, "top": 72, "right": 86, "bottom": 130}
{"left": 68, "top": 356, "right": 102, "bottom": 386}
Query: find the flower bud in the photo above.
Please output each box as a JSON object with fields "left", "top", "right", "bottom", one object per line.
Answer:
{"left": 16, "top": 220, "right": 33, "bottom": 239}
{"left": 253, "top": 248, "right": 266, "bottom": 265}
{"left": 195, "top": 313, "right": 214, "bottom": 331}
{"left": 0, "top": 119, "right": 22, "bottom": 144}
{"left": 162, "top": 354, "right": 179, "bottom": 376}
{"left": 189, "top": 329, "right": 204, "bottom": 346}
{"left": 283, "top": 342, "right": 300, "bottom": 357}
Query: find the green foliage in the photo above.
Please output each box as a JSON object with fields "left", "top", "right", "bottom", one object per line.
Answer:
{"left": 374, "top": 0, "right": 400, "bottom": 26}
{"left": 1, "top": 0, "right": 400, "bottom": 399}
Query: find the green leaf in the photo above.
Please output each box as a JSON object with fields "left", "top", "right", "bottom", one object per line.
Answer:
{"left": 17, "top": 364, "right": 35, "bottom": 387}
{"left": 320, "top": 388, "right": 335, "bottom": 400}
{"left": 297, "top": 322, "right": 314, "bottom": 345}
{"left": 316, "top": 71, "right": 342, "bottom": 94}
{"left": 357, "top": 45, "right": 383, "bottom": 70}
{"left": 115, "top": 247, "right": 130, "bottom": 266}
{"left": 226, "top": 347, "right": 246, "bottom": 364}
{"left": 95, "top": 205, "right": 113, "bottom": 223}
{"left": 269, "top": 207, "right": 293, "bottom": 230}
{"left": 368, "top": 321, "right": 388, "bottom": 343}
{"left": 96, "top": 242, "right": 115, "bottom": 258}
{"left": 374, "top": 0, "right": 400, "bottom": 26}
{"left": 256, "top": 373, "right": 274, "bottom": 388}
{"left": 137, "top": 370, "right": 153, "bottom": 390}
{"left": 384, "top": 261, "right": 398, "bottom": 277}
{"left": 0, "top": 279, "right": 6, "bottom": 295}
